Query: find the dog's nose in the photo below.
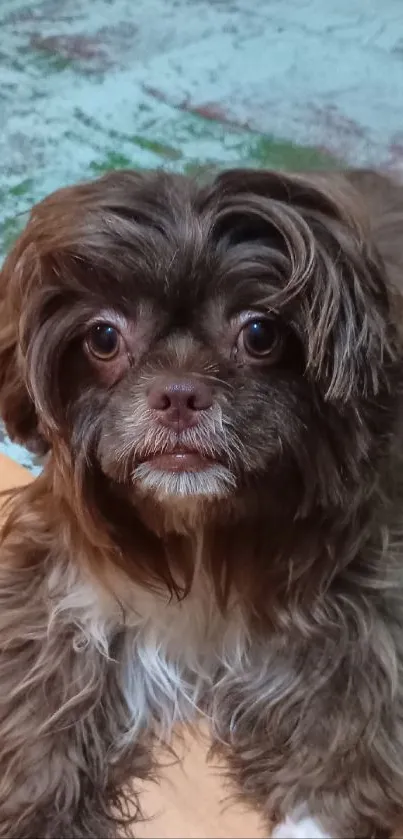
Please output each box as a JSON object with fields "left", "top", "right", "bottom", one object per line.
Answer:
{"left": 147, "top": 377, "right": 213, "bottom": 431}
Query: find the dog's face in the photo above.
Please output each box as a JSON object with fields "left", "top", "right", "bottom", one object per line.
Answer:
{"left": 0, "top": 169, "right": 399, "bottom": 528}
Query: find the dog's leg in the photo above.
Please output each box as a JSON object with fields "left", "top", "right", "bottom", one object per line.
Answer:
{"left": 215, "top": 709, "right": 399, "bottom": 838}
{"left": 0, "top": 654, "right": 153, "bottom": 838}
{"left": 212, "top": 625, "right": 403, "bottom": 839}
{"left": 0, "top": 647, "right": 153, "bottom": 839}
{"left": 0, "top": 568, "right": 153, "bottom": 838}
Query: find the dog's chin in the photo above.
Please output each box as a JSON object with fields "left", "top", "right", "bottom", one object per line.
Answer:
{"left": 132, "top": 460, "right": 236, "bottom": 504}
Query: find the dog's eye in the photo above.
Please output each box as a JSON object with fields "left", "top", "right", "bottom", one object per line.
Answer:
{"left": 86, "top": 323, "right": 121, "bottom": 361}
{"left": 236, "top": 318, "right": 283, "bottom": 362}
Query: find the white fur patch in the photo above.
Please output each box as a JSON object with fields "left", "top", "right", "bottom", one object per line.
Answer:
{"left": 51, "top": 533, "right": 249, "bottom": 744}
{"left": 118, "top": 556, "right": 248, "bottom": 742}
{"left": 132, "top": 460, "right": 235, "bottom": 501}
{"left": 272, "top": 815, "right": 331, "bottom": 839}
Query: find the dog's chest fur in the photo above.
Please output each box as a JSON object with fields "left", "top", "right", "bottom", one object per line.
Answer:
{"left": 119, "top": 571, "right": 246, "bottom": 740}
{"left": 56, "top": 533, "right": 248, "bottom": 743}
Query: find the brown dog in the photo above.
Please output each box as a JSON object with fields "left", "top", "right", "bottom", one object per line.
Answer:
{"left": 0, "top": 167, "right": 403, "bottom": 838}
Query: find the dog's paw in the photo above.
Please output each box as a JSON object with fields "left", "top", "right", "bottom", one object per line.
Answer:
{"left": 272, "top": 815, "right": 331, "bottom": 839}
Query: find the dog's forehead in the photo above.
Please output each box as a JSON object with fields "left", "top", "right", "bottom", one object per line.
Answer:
{"left": 97, "top": 226, "right": 229, "bottom": 325}
{"left": 64, "top": 175, "right": 277, "bottom": 325}
{"left": 121, "top": 271, "right": 229, "bottom": 343}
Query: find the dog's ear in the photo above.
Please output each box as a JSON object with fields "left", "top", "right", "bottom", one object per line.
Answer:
{"left": 215, "top": 168, "right": 399, "bottom": 402}
{"left": 0, "top": 171, "right": 149, "bottom": 456}
{"left": 0, "top": 232, "right": 49, "bottom": 454}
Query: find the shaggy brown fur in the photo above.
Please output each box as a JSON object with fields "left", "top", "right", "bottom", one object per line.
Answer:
{"left": 0, "top": 167, "right": 403, "bottom": 838}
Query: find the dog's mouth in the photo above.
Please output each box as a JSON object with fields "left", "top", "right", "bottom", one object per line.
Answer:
{"left": 139, "top": 447, "right": 219, "bottom": 473}
{"left": 131, "top": 443, "right": 234, "bottom": 499}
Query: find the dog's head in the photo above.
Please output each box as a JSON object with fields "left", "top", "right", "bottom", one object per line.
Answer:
{"left": 0, "top": 169, "right": 400, "bottom": 558}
